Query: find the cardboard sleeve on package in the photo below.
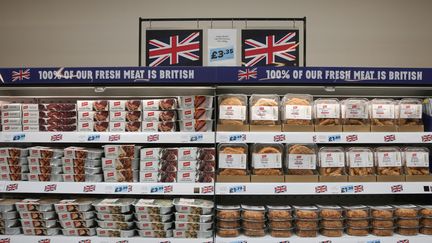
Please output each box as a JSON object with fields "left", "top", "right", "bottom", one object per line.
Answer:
{"left": 282, "top": 124, "right": 314, "bottom": 132}
{"left": 405, "top": 175, "right": 432, "bottom": 182}
{"left": 343, "top": 125, "right": 371, "bottom": 132}
{"left": 398, "top": 125, "right": 424, "bottom": 132}
{"left": 315, "top": 125, "right": 342, "bottom": 132}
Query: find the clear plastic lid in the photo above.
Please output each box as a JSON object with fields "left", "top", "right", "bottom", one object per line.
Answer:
{"left": 393, "top": 204, "right": 420, "bottom": 217}
{"left": 317, "top": 205, "right": 344, "bottom": 219}
{"left": 370, "top": 205, "right": 395, "bottom": 218}
{"left": 285, "top": 144, "right": 317, "bottom": 175}
{"left": 346, "top": 147, "right": 375, "bottom": 176}
{"left": 402, "top": 147, "right": 430, "bottom": 175}
{"left": 249, "top": 94, "right": 280, "bottom": 125}
{"left": 343, "top": 205, "right": 370, "bottom": 218}
{"left": 370, "top": 98, "right": 396, "bottom": 125}
{"left": 218, "top": 144, "right": 248, "bottom": 170}
{"left": 218, "top": 94, "right": 248, "bottom": 125}
{"left": 398, "top": 98, "right": 423, "bottom": 125}
{"left": 314, "top": 98, "right": 341, "bottom": 125}
{"left": 341, "top": 98, "right": 370, "bottom": 125}
{"left": 251, "top": 144, "right": 283, "bottom": 173}
{"left": 318, "top": 147, "right": 346, "bottom": 176}
{"left": 281, "top": 94, "right": 313, "bottom": 125}
{"left": 374, "top": 147, "right": 403, "bottom": 175}
{"left": 293, "top": 206, "right": 319, "bottom": 219}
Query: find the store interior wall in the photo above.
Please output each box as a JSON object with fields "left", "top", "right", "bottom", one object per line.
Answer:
{"left": 0, "top": 0, "right": 431, "bottom": 68}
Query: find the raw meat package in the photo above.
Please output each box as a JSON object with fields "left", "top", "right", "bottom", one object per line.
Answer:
{"left": 0, "top": 147, "right": 28, "bottom": 158}
{"left": 318, "top": 147, "right": 346, "bottom": 176}
{"left": 179, "top": 120, "right": 213, "bottom": 132}
{"left": 178, "top": 108, "right": 213, "bottom": 120}
{"left": 249, "top": 94, "right": 280, "bottom": 125}
{"left": 286, "top": 144, "right": 318, "bottom": 175}
{"left": 61, "top": 174, "right": 103, "bottom": 182}
{"left": 178, "top": 96, "right": 213, "bottom": 109}
{"left": 398, "top": 98, "right": 423, "bottom": 126}
{"left": 103, "top": 170, "right": 138, "bottom": 182}
{"left": 102, "top": 157, "right": 138, "bottom": 170}
{"left": 77, "top": 100, "right": 108, "bottom": 111}
{"left": 54, "top": 198, "right": 95, "bottom": 212}
{"left": 77, "top": 111, "right": 109, "bottom": 122}
{"left": 142, "top": 98, "right": 177, "bottom": 110}
{"left": 39, "top": 124, "right": 77, "bottom": 132}
{"left": 370, "top": 98, "right": 396, "bottom": 126}
{"left": 314, "top": 98, "right": 341, "bottom": 126}
{"left": 142, "top": 121, "right": 176, "bottom": 132}
{"left": 64, "top": 147, "right": 103, "bottom": 160}
{"left": 38, "top": 103, "right": 76, "bottom": 111}
{"left": 218, "top": 143, "right": 248, "bottom": 176}
{"left": 342, "top": 98, "right": 370, "bottom": 126}
{"left": 218, "top": 94, "right": 248, "bottom": 125}
{"left": 109, "top": 111, "right": 142, "bottom": 122}
{"left": 109, "top": 100, "right": 142, "bottom": 111}
{"left": 28, "top": 146, "right": 63, "bottom": 159}
{"left": 16, "top": 199, "right": 58, "bottom": 212}
{"left": 93, "top": 198, "right": 136, "bottom": 214}
{"left": 346, "top": 147, "right": 375, "bottom": 176}
{"left": 103, "top": 145, "right": 138, "bottom": 158}
{"left": 375, "top": 147, "right": 403, "bottom": 176}
{"left": 281, "top": 94, "right": 313, "bottom": 125}
{"left": 173, "top": 198, "right": 214, "bottom": 215}
{"left": 251, "top": 143, "right": 283, "bottom": 175}
{"left": 133, "top": 199, "right": 173, "bottom": 214}
{"left": 109, "top": 122, "right": 142, "bottom": 132}
{"left": 142, "top": 110, "right": 176, "bottom": 122}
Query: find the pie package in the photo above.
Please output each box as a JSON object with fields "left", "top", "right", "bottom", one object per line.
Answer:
{"left": 251, "top": 143, "right": 283, "bottom": 175}
{"left": 370, "top": 98, "right": 396, "bottom": 126}
{"left": 249, "top": 94, "right": 280, "bottom": 125}
{"left": 398, "top": 98, "right": 423, "bottom": 126}
{"left": 314, "top": 98, "right": 341, "bottom": 126}
{"left": 342, "top": 98, "right": 370, "bottom": 126}
{"left": 281, "top": 94, "right": 313, "bottom": 125}
{"left": 374, "top": 147, "right": 403, "bottom": 176}
{"left": 402, "top": 147, "right": 430, "bottom": 175}
{"left": 346, "top": 147, "right": 375, "bottom": 176}
{"left": 218, "top": 143, "right": 248, "bottom": 176}
{"left": 285, "top": 144, "right": 317, "bottom": 175}
{"left": 318, "top": 147, "right": 346, "bottom": 176}
{"left": 218, "top": 94, "right": 248, "bottom": 125}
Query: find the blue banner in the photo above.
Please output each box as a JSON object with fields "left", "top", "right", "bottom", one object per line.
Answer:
{"left": 0, "top": 66, "right": 429, "bottom": 85}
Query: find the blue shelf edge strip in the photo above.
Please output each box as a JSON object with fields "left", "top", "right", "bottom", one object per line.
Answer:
{"left": 0, "top": 66, "right": 430, "bottom": 85}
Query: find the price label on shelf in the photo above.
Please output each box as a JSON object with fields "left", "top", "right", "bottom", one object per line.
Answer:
{"left": 210, "top": 46, "right": 234, "bottom": 61}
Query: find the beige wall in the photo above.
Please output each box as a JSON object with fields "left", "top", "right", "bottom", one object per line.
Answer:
{"left": 0, "top": 0, "right": 431, "bottom": 67}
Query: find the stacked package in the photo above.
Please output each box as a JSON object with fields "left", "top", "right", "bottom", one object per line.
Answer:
{"left": 178, "top": 96, "right": 214, "bottom": 132}
{"left": 103, "top": 145, "right": 139, "bottom": 182}
{"left": 142, "top": 98, "right": 178, "bottom": 132}
{"left": 216, "top": 205, "right": 241, "bottom": 237}
{"left": 344, "top": 205, "right": 371, "bottom": 236}
{"left": 317, "top": 205, "right": 345, "bottom": 237}
{"left": 134, "top": 199, "right": 174, "bottom": 238}
{"left": 62, "top": 147, "right": 103, "bottom": 182}
{"left": 0, "top": 147, "right": 28, "bottom": 181}
{"left": 23, "top": 103, "right": 77, "bottom": 132}
{"left": 1, "top": 103, "right": 23, "bottom": 132}
{"left": 0, "top": 199, "right": 21, "bottom": 235}
{"left": 27, "top": 146, "right": 63, "bottom": 181}
{"left": 55, "top": 198, "right": 97, "bottom": 236}
{"left": 93, "top": 198, "right": 136, "bottom": 237}
{"left": 77, "top": 100, "right": 109, "bottom": 132}
{"left": 420, "top": 205, "right": 432, "bottom": 235}
{"left": 293, "top": 206, "right": 320, "bottom": 237}
{"left": 267, "top": 206, "right": 294, "bottom": 237}
{"left": 109, "top": 100, "right": 143, "bottom": 132}
{"left": 172, "top": 198, "right": 214, "bottom": 238}
{"left": 17, "top": 199, "right": 60, "bottom": 236}
{"left": 394, "top": 204, "right": 421, "bottom": 236}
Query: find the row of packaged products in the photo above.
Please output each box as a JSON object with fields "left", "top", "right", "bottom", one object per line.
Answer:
{"left": 215, "top": 204, "right": 432, "bottom": 238}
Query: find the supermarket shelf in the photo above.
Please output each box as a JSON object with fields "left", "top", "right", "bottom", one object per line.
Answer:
{"left": 216, "top": 132, "right": 432, "bottom": 143}
{"left": 0, "top": 182, "right": 214, "bottom": 195}
{"left": 216, "top": 234, "right": 431, "bottom": 243}
{"left": 0, "top": 235, "right": 213, "bottom": 243}
{"left": 0, "top": 132, "right": 215, "bottom": 143}
{"left": 215, "top": 182, "right": 432, "bottom": 195}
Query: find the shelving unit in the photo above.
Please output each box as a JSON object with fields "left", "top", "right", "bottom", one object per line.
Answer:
{"left": 0, "top": 235, "right": 213, "bottom": 243}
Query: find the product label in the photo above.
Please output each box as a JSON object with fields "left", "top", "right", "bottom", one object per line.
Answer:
{"left": 284, "top": 105, "right": 312, "bottom": 120}
{"left": 377, "top": 151, "right": 402, "bottom": 167}
{"left": 142, "top": 100, "right": 161, "bottom": 110}
{"left": 372, "top": 104, "right": 395, "bottom": 119}
{"left": 252, "top": 153, "right": 282, "bottom": 169}
{"left": 405, "top": 151, "right": 429, "bottom": 167}
{"left": 400, "top": 104, "right": 422, "bottom": 119}
{"left": 219, "top": 153, "right": 247, "bottom": 169}
{"left": 349, "top": 151, "right": 374, "bottom": 168}
{"left": 320, "top": 152, "right": 345, "bottom": 167}
{"left": 288, "top": 154, "right": 316, "bottom": 169}
{"left": 219, "top": 105, "right": 246, "bottom": 120}
{"left": 251, "top": 106, "right": 278, "bottom": 121}
{"left": 345, "top": 103, "right": 368, "bottom": 119}
{"left": 142, "top": 111, "right": 162, "bottom": 122}
{"left": 316, "top": 104, "right": 340, "bottom": 118}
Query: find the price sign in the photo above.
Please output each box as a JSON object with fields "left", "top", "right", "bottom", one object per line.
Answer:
{"left": 210, "top": 47, "right": 234, "bottom": 61}
{"left": 207, "top": 29, "right": 237, "bottom": 66}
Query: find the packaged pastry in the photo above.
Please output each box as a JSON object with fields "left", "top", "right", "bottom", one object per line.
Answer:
{"left": 371, "top": 226, "right": 395, "bottom": 236}
{"left": 54, "top": 198, "right": 94, "bottom": 213}
{"left": 281, "top": 94, "right": 313, "bottom": 125}
{"left": 96, "top": 228, "right": 135, "bottom": 237}
{"left": 286, "top": 144, "right": 317, "bottom": 175}
{"left": 251, "top": 143, "right": 283, "bottom": 175}
{"left": 133, "top": 199, "right": 173, "bottom": 215}
{"left": 346, "top": 147, "right": 375, "bottom": 176}
{"left": 314, "top": 98, "right": 341, "bottom": 126}
{"left": 394, "top": 204, "right": 420, "bottom": 217}
{"left": 173, "top": 198, "right": 214, "bottom": 215}
{"left": 28, "top": 146, "right": 63, "bottom": 159}
{"left": 179, "top": 120, "right": 213, "bottom": 132}
{"left": 403, "top": 147, "right": 430, "bottom": 175}
{"left": 0, "top": 157, "right": 27, "bottom": 166}
{"left": 420, "top": 226, "right": 432, "bottom": 235}
{"left": 398, "top": 98, "right": 423, "bottom": 126}
{"left": 317, "top": 205, "right": 344, "bottom": 219}
{"left": 372, "top": 218, "right": 394, "bottom": 228}
{"left": 142, "top": 110, "right": 176, "bottom": 122}
{"left": 241, "top": 205, "right": 266, "bottom": 220}
{"left": 61, "top": 174, "right": 103, "bottom": 182}
{"left": 28, "top": 157, "right": 62, "bottom": 167}
{"left": 419, "top": 205, "right": 432, "bottom": 217}
{"left": 135, "top": 213, "right": 172, "bottom": 222}
{"left": 218, "top": 144, "right": 248, "bottom": 176}
{"left": 318, "top": 147, "right": 346, "bottom": 176}
{"left": 93, "top": 198, "right": 135, "bottom": 214}
{"left": 59, "top": 219, "right": 96, "bottom": 229}
{"left": 218, "top": 94, "right": 248, "bottom": 125}
{"left": 320, "top": 227, "right": 344, "bottom": 237}
{"left": 217, "top": 219, "right": 241, "bottom": 228}
{"left": 19, "top": 211, "right": 57, "bottom": 220}
{"left": 270, "top": 228, "right": 294, "bottom": 237}
{"left": 102, "top": 157, "right": 138, "bottom": 170}
{"left": 103, "top": 145, "right": 137, "bottom": 158}
{"left": 267, "top": 205, "right": 292, "bottom": 220}
{"left": 295, "top": 228, "right": 318, "bottom": 237}
{"left": 178, "top": 96, "right": 214, "bottom": 109}
{"left": 142, "top": 98, "right": 177, "bottom": 110}
{"left": 249, "top": 94, "right": 280, "bottom": 125}
{"left": 173, "top": 229, "right": 213, "bottom": 238}
{"left": 216, "top": 205, "right": 241, "bottom": 220}
{"left": 96, "top": 213, "right": 133, "bottom": 222}
{"left": 217, "top": 227, "right": 241, "bottom": 237}
{"left": 61, "top": 228, "right": 96, "bottom": 236}
{"left": 58, "top": 211, "right": 95, "bottom": 221}
{"left": 346, "top": 226, "right": 370, "bottom": 236}
{"left": 375, "top": 147, "right": 403, "bottom": 176}
{"left": 397, "top": 226, "right": 419, "bottom": 236}
{"left": 16, "top": 199, "right": 57, "bottom": 212}
{"left": 21, "top": 219, "right": 57, "bottom": 228}
{"left": 0, "top": 148, "right": 28, "bottom": 158}
{"left": 137, "top": 229, "right": 173, "bottom": 238}
{"left": 342, "top": 98, "right": 370, "bottom": 126}
{"left": 178, "top": 108, "right": 213, "bottom": 120}
{"left": 293, "top": 206, "right": 319, "bottom": 219}
{"left": 346, "top": 218, "right": 369, "bottom": 227}
{"left": 175, "top": 213, "right": 212, "bottom": 223}
{"left": 97, "top": 220, "right": 134, "bottom": 230}
{"left": 295, "top": 219, "right": 319, "bottom": 229}
{"left": 23, "top": 227, "right": 61, "bottom": 236}
{"left": 370, "top": 98, "right": 396, "bottom": 126}
{"left": 268, "top": 220, "right": 293, "bottom": 228}
{"left": 370, "top": 205, "right": 395, "bottom": 219}
{"left": 242, "top": 219, "right": 266, "bottom": 229}
{"left": 142, "top": 121, "right": 176, "bottom": 132}
{"left": 397, "top": 217, "right": 420, "bottom": 227}
{"left": 175, "top": 222, "right": 212, "bottom": 231}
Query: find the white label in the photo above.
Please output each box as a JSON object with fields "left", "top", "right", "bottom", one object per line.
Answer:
{"left": 320, "top": 152, "right": 345, "bottom": 167}
{"left": 252, "top": 153, "right": 282, "bottom": 169}
{"left": 345, "top": 104, "right": 368, "bottom": 119}
{"left": 288, "top": 154, "right": 316, "bottom": 169}
{"left": 142, "top": 100, "right": 161, "bottom": 110}
{"left": 400, "top": 104, "right": 422, "bottom": 119}
{"left": 316, "top": 104, "right": 340, "bottom": 118}
{"left": 377, "top": 151, "right": 401, "bottom": 167}
{"left": 109, "top": 100, "right": 126, "bottom": 111}
{"left": 372, "top": 104, "right": 395, "bottom": 119}
{"left": 349, "top": 152, "right": 374, "bottom": 168}
{"left": 284, "top": 105, "right": 311, "bottom": 120}
{"left": 405, "top": 151, "right": 429, "bottom": 167}
{"left": 251, "top": 106, "right": 278, "bottom": 121}
{"left": 219, "top": 105, "right": 246, "bottom": 120}
{"left": 219, "top": 153, "right": 247, "bottom": 169}
{"left": 100, "top": 199, "right": 118, "bottom": 204}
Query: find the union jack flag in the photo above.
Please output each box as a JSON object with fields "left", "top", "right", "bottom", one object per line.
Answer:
{"left": 391, "top": 184, "right": 403, "bottom": 193}
{"left": 238, "top": 68, "right": 257, "bottom": 80}
{"left": 83, "top": 185, "right": 96, "bottom": 192}
{"left": 116, "top": 241, "right": 128, "bottom": 243}
{"left": 11, "top": 69, "right": 30, "bottom": 82}
{"left": 200, "top": 186, "right": 214, "bottom": 194}
{"left": 164, "top": 185, "right": 173, "bottom": 193}
{"left": 315, "top": 185, "right": 327, "bottom": 193}
{"left": 44, "top": 184, "right": 57, "bottom": 192}
{"left": 346, "top": 134, "right": 358, "bottom": 142}
{"left": 384, "top": 134, "right": 396, "bottom": 142}
{"left": 354, "top": 185, "right": 364, "bottom": 193}
{"left": 6, "top": 183, "right": 18, "bottom": 191}
{"left": 397, "top": 240, "right": 409, "bottom": 243}
{"left": 79, "top": 240, "right": 91, "bottom": 243}
{"left": 274, "top": 185, "right": 287, "bottom": 193}
{"left": 109, "top": 134, "right": 121, "bottom": 141}
{"left": 242, "top": 29, "right": 299, "bottom": 67}
{"left": 146, "top": 30, "right": 203, "bottom": 67}
{"left": 50, "top": 134, "right": 63, "bottom": 141}
{"left": 422, "top": 134, "right": 432, "bottom": 142}
{"left": 38, "top": 239, "right": 50, "bottom": 243}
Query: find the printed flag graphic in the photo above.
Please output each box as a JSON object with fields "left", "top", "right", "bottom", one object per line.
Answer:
{"left": 146, "top": 29, "right": 203, "bottom": 67}
{"left": 11, "top": 69, "right": 30, "bottom": 82}
{"left": 237, "top": 68, "right": 257, "bottom": 80}
{"left": 242, "top": 29, "right": 299, "bottom": 67}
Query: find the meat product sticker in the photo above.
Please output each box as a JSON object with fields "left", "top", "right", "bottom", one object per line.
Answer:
{"left": 372, "top": 104, "right": 395, "bottom": 119}
{"left": 219, "top": 105, "right": 246, "bottom": 120}
{"left": 219, "top": 153, "right": 247, "bottom": 169}
{"left": 252, "top": 153, "right": 282, "bottom": 169}
{"left": 405, "top": 151, "right": 428, "bottom": 167}
{"left": 348, "top": 151, "right": 374, "bottom": 168}
{"left": 207, "top": 29, "right": 237, "bottom": 66}
{"left": 251, "top": 106, "right": 278, "bottom": 121}
{"left": 400, "top": 104, "right": 422, "bottom": 118}
{"left": 284, "top": 105, "right": 311, "bottom": 120}
{"left": 316, "top": 104, "right": 340, "bottom": 118}
{"left": 320, "top": 152, "right": 345, "bottom": 167}
{"left": 344, "top": 103, "right": 368, "bottom": 119}
{"left": 377, "top": 152, "right": 401, "bottom": 167}
{"left": 288, "top": 154, "right": 316, "bottom": 169}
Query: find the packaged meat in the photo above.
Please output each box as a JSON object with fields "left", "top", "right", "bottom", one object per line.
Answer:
{"left": 62, "top": 158, "right": 101, "bottom": 167}
{"left": 61, "top": 228, "right": 96, "bottom": 236}
{"left": 196, "top": 171, "right": 214, "bottom": 183}
{"left": 403, "top": 147, "right": 430, "bottom": 175}
{"left": 242, "top": 219, "right": 266, "bottom": 229}
{"left": 175, "top": 221, "right": 212, "bottom": 231}
{"left": 344, "top": 205, "right": 370, "bottom": 219}
{"left": 22, "top": 111, "right": 39, "bottom": 119}
{"left": 142, "top": 98, "right": 177, "bottom": 110}
{"left": 370, "top": 98, "right": 396, "bottom": 126}
{"left": 38, "top": 103, "right": 76, "bottom": 111}
{"left": 22, "top": 104, "right": 39, "bottom": 111}
{"left": 267, "top": 205, "right": 292, "bottom": 220}
{"left": 139, "top": 171, "right": 158, "bottom": 182}
{"left": 419, "top": 205, "right": 432, "bottom": 217}
{"left": 241, "top": 205, "right": 266, "bottom": 220}
{"left": 177, "top": 171, "right": 197, "bottom": 183}
{"left": 0, "top": 227, "right": 21, "bottom": 235}
{"left": 140, "top": 148, "right": 161, "bottom": 161}
{"left": 102, "top": 157, "right": 138, "bottom": 170}
{"left": 139, "top": 160, "right": 159, "bottom": 172}
{"left": 38, "top": 111, "right": 77, "bottom": 119}
{"left": 398, "top": 98, "right": 423, "bottom": 126}
{"left": 78, "top": 111, "right": 109, "bottom": 122}
{"left": 216, "top": 205, "right": 241, "bottom": 220}
{"left": 0, "top": 173, "right": 26, "bottom": 181}
{"left": 318, "top": 147, "right": 346, "bottom": 176}
{"left": 346, "top": 226, "right": 370, "bottom": 236}
{"left": 198, "top": 147, "right": 215, "bottom": 161}
{"left": 27, "top": 173, "right": 62, "bottom": 182}
{"left": 342, "top": 98, "right": 370, "bottom": 126}
{"left": 286, "top": 144, "right": 317, "bottom": 175}
{"left": 28, "top": 146, "right": 63, "bottom": 159}
{"left": 198, "top": 160, "right": 215, "bottom": 172}
{"left": 314, "top": 98, "right": 341, "bottom": 126}
{"left": 173, "top": 198, "right": 214, "bottom": 215}
{"left": 78, "top": 122, "right": 109, "bottom": 132}
{"left": 64, "top": 147, "right": 103, "bottom": 160}
{"left": 1, "top": 118, "right": 21, "bottom": 125}
{"left": 2, "top": 125, "right": 22, "bottom": 132}
{"left": 142, "top": 110, "right": 176, "bottom": 122}
{"left": 397, "top": 217, "right": 420, "bottom": 227}
{"left": 134, "top": 199, "right": 173, "bottom": 215}
{"left": 158, "top": 171, "right": 177, "bottom": 182}
{"left": 173, "top": 229, "right": 213, "bottom": 238}
{"left": 178, "top": 96, "right": 213, "bottom": 109}
{"left": 0, "top": 219, "right": 19, "bottom": 228}
{"left": 103, "top": 170, "right": 138, "bottom": 182}
{"left": 177, "top": 147, "right": 198, "bottom": 161}
{"left": 420, "top": 226, "right": 432, "bottom": 235}
{"left": 1, "top": 111, "right": 22, "bottom": 118}
{"left": 110, "top": 111, "right": 142, "bottom": 122}
{"left": 22, "top": 227, "right": 61, "bottom": 236}
{"left": 371, "top": 205, "right": 395, "bottom": 218}
{"left": 178, "top": 160, "right": 198, "bottom": 172}
{"left": 19, "top": 211, "right": 57, "bottom": 220}
{"left": 109, "top": 100, "right": 142, "bottom": 111}
{"left": 397, "top": 226, "right": 419, "bottom": 236}
{"left": 243, "top": 228, "right": 266, "bottom": 237}
{"left": 251, "top": 143, "right": 283, "bottom": 176}
{"left": 104, "top": 145, "right": 138, "bottom": 158}
{"left": 218, "top": 143, "right": 248, "bottom": 176}
{"left": 137, "top": 229, "right": 173, "bottom": 238}
{"left": 371, "top": 226, "right": 395, "bottom": 236}
{"left": 346, "top": 147, "right": 375, "bottom": 176}
{"left": 135, "top": 221, "right": 172, "bottom": 230}
{"left": 281, "top": 94, "right": 313, "bottom": 125}
{"left": 295, "top": 218, "right": 320, "bottom": 229}
{"left": 249, "top": 94, "right": 280, "bottom": 125}
{"left": 21, "top": 219, "right": 57, "bottom": 228}
{"left": 58, "top": 211, "right": 95, "bottom": 221}
{"left": 96, "top": 213, "right": 133, "bottom": 222}
{"left": 78, "top": 100, "right": 109, "bottom": 112}
{"left": 216, "top": 227, "right": 240, "bottom": 237}
{"left": 0, "top": 165, "right": 28, "bottom": 174}
{"left": 217, "top": 219, "right": 241, "bottom": 229}
{"left": 179, "top": 120, "right": 213, "bottom": 132}
{"left": 268, "top": 219, "right": 293, "bottom": 229}
{"left": 96, "top": 228, "right": 135, "bottom": 237}
{"left": 61, "top": 174, "right": 103, "bottom": 182}
{"left": 96, "top": 220, "right": 134, "bottom": 230}
{"left": 0, "top": 199, "right": 20, "bottom": 212}
{"left": 28, "top": 165, "right": 62, "bottom": 174}
{"left": 293, "top": 205, "right": 319, "bottom": 219}
{"left": 62, "top": 166, "right": 101, "bottom": 175}
{"left": 93, "top": 198, "right": 135, "bottom": 214}
{"left": 135, "top": 213, "right": 172, "bottom": 222}
{"left": 317, "top": 205, "right": 344, "bottom": 219}
{"left": 1, "top": 103, "right": 22, "bottom": 111}
{"left": 269, "top": 228, "right": 294, "bottom": 237}
{"left": 0, "top": 211, "right": 18, "bottom": 220}
{"left": 109, "top": 121, "right": 142, "bottom": 132}
{"left": 320, "top": 227, "right": 344, "bottom": 237}
{"left": 375, "top": 147, "right": 403, "bottom": 175}
{"left": 0, "top": 147, "right": 28, "bottom": 158}
{"left": 175, "top": 213, "right": 212, "bottom": 223}
{"left": 142, "top": 121, "right": 176, "bottom": 132}
{"left": 39, "top": 124, "right": 77, "bottom": 132}
{"left": 36, "top": 118, "right": 77, "bottom": 126}
{"left": 54, "top": 198, "right": 95, "bottom": 213}
{"left": 393, "top": 204, "right": 420, "bottom": 217}
{"left": 178, "top": 108, "right": 213, "bottom": 120}
{"left": 16, "top": 199, "right": 58, "bottom": 212}
{"left": 218, "top": 94, "right": 248, "bottom": 125}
